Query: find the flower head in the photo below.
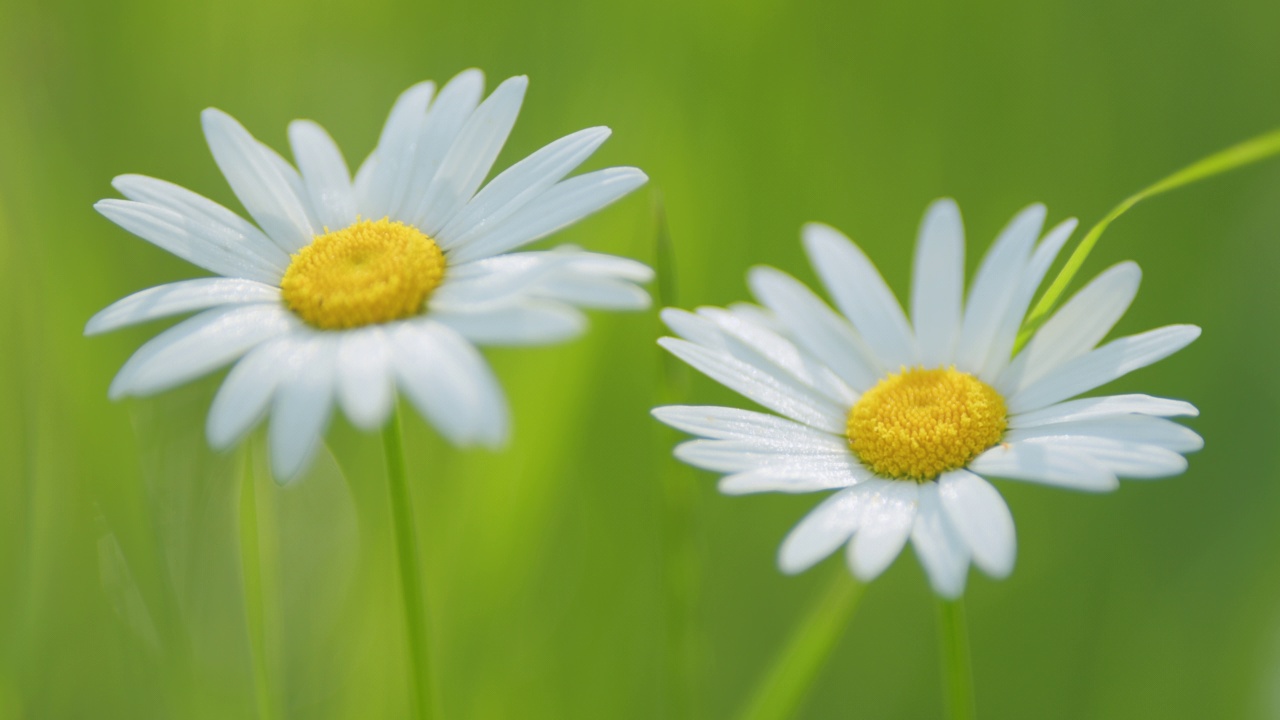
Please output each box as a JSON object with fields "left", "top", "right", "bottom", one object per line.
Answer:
{"left": 654, "top": 199, "right": 1200, "bottom": 597}
{"left": 89, "top": 70, "right": 651, "bottom": 480}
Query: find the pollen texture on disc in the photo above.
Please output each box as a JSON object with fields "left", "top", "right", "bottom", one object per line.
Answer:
{"left": 281, "top": 218, "right": 446, "bottom": 330}
{"left": 847, "top": 367, "right": 1007, "bottom": 482}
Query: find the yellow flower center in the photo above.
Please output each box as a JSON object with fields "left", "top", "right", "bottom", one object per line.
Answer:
{"left": 280, "top": 218, "right": 446, "bottom": 330}
{"left": 847, "top": 367, "right": 1007, "bottom": 482}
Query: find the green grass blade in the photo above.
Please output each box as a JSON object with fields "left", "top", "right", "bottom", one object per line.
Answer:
{"left": 738, "top": 571, "right": 864, "bottom": 720}
{"left": 1016, "top": 127, "right": 1280, "bottom": 353}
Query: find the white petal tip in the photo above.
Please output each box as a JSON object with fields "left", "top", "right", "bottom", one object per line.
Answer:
{"left": 110, "top": 174, "right": 145, "bottom": 193}
{"left": 93, "top": 199, "right": 120, "bottom": 216}
{"left": 777, "top": 557, "right": 810, "bottom": 576}
{"left": 926, "top": 197, "right": 960, "bottom": 216}
{"left": 200, "top": 107, "right": 232, "bottom": 127}
{"left": 650, "top": 405, "right": 677, "bottom": 423}
{"left": 658, "top": 307, "right": 691, "bottom": 327}
{"left": 270, "top": 456, "right": 309, "bottom": 486}
{"left": 106, "top": 381, "right": 130, "bottom": 402}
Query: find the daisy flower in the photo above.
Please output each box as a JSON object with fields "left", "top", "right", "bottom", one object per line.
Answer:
{"left": 654, "top": 199, "right": 1200, "bottom": 597}
{"left": 87, "top": 70, "right": 651, "bottom": 480}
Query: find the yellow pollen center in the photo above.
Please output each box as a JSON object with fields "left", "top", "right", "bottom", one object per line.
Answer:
{"left": 280, "top": 218, "right": 446, "bottom": 330}
{"left": 846, "top": 367, "right": 1007, "bottom": 482}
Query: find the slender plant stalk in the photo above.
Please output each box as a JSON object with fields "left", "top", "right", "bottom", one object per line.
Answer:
{"left": 1016, "top": 127, "right": 1280, "bottom": 353}
{"left": 653, "top": 192, "right": 701, "bottom": 719}
{"left": 936, "top": 598, "right": 976, "bottom": 720}
{"left": 384, "top": 407, "right": 435, "bottom": 720}
{"left": 738, "top": 570, "right": 864, "bottom": 720}
{"left": 239, "top": 446, "right": 277, "bottom": 720}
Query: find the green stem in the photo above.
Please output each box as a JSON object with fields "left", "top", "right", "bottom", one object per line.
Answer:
{"left": 239, "top": 446, "right": 276, "bottom": 720}
{"left": 654, "top": 192, "right": 700, "bottom": 719}
{"left": 936, "top": 598, "right": 976, "bottom": 720}
{"left": 1016, "top": 127, "right": 1280, "bottom": 354}
{"left": 384, "top": 407, "right": 435, "bottom": 720}
{"left": 738, "top": 570, "right": 864, "bottom": 720}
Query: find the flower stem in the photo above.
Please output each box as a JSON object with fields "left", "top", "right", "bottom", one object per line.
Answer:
{"left": 384, "top": 407, "right": 435, "bottom": 720}
{"left": 936, "top": 598, "right": 976, "bottom": 720}
{"left": 738, "top": 569, "right": 864, "bottom": 720}
{"left": 653, "top": 194, "right": 702, "bottom": 719}
{"left": 239, "top": 445, "right": 277, "bottom": 720}
{"left": 1016, "top": 126, "right": 1280, "bottom": 353}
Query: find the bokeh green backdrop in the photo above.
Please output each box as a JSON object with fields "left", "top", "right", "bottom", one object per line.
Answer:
{"left": 1, "top": 0, "right": 1278, "bottom": 718}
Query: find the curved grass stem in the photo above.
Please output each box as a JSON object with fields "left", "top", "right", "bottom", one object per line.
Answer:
{"left": 738, "top": 569, "right": 864, "bottom": 720}
{"left": 384, "top": 408, "right": 435, "bottom": 720}
{"left": 936, "top": 597, "right": 976, "bottom": 720}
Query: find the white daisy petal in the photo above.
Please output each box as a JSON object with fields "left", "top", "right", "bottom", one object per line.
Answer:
{"left": 430, "top": 252, "right": 567, "bottom": 309}
{"left": 937, "top": 470, "right": 1016, "bottom": 579}
{"left": 660, "top": 307, "right": 727, "bottom": 348}
{"left": 94, "top": 200, "right": 286, "bottom": 284}
{"left": 335, "top": 327, "right": 395, "bottom": 431}
{"left": 86, "top": 278, "right": 280, "bottom": 335}
{"left": 269, "top": 336, "right": 338, "bottom": 482}
{"left": 559, "top": 251, "right": 654, "bottom": 282}
{"left": 447, "top": 167, "right": 648, "bottom": 264}
{"left": 779, "top": 488, "right": 863, "bottom": 574}
{"left": 955, "top": 204, "right": 1045, "bottom": 373}
{"left": 1009, "top": 393, "right": 1199, "bottom": 428}
{"left": 694, "top": 307, "right": 856, "bottom": 406}
{"left": 389, "top": 320, "right": 509, "bottom": 447}
{"left": 802, "top": 222, "right": 918, "bottom": 369}
{"left": 847, "top": 480, "right": 918, "bottom": 582}
{"left": 718, "top": 463, "right": 871, "bottom": 495}
{"left": 1005, "top": 415, "right": 1203, "bottom": 453}
{"left": 999, "top": 261, "right": 1141, "bottom": 396}
{"left": 201, "top": 108, "right": 317, "bottom": 252}
{"left": 675, "top": 438, "right": 856, "bottom": 472}
{"left": 652, "top": 405, "right": 847, "bottom": 449}
{"left": 258, "top": 140, "right": 322, "bottom": 231}
{"left": 356, "top": 80, "right": 437, "bottom": 220}
{"left": 533, "top": 274, "right": 651, "bottom": 310}
{"left": 432, "top": 249, "right": 651, "bottom": 315}
{"left": 393, "top": 70, "right": 486, "bottom": 222}
{"left": 1008, "top": 325, "right": 1201, "bottom": 414}
{"left": 657, "top": 337, "right": 849, "bottom": 433}
{"left": 911, "top": 484, "right": 971, "bottom": 599}
{"left": 109, "top": 304, "right": 296, "bottom": 400}
{"left": 206, "top": 336, "right": 292, "bottom": 450}
{"left": 414, "top": 75, "right": 529, "bottom": 235}
{"left": 288, "top": 120, "right": 356, "bottom": 231}
{"left": 969, "top": 441, "right": 1118, "bottom": 492}
{"left": 432, "top": 302, "right": 587, "bottom": 346}
{"left": 748, "top": 266, "right": 883, "bottom": 391}
{"left": 1016, "top": 436, "right": 1189, "bottom": 479}
{"left": 979, "top": 217, "right": 1077, "bottom": 382}
{"left": 911, "top": 199, "right": 965, "bottom": 367}
{"left": 437, "top": 126, "right": 612, "bottom": 247}
{"left": 111, "top": 174, "right": 292, "bottom": 271}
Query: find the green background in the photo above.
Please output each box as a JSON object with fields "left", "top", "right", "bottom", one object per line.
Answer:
{"left": 1, "top": 0, "right": 1278, "bottom": 717}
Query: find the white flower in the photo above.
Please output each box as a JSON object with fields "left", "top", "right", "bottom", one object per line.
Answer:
{"left": 654, "top": 199, "right": 1200, "bottom": 598}
{"left": 88, "top": 70, "right": 651, "bottom": 480}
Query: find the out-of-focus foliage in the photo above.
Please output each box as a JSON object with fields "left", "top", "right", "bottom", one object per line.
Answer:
{"left": 1, "top": 0, "right": 1278, "bottom": 718}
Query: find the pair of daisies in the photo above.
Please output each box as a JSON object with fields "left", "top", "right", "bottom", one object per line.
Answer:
{"left": 89, "top": 70, "right": 1200, "bottom": 597}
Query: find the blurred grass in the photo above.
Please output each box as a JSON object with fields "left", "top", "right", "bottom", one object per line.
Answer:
{"left": 2, "top": 0, "right": 1280, "bottom": 718}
